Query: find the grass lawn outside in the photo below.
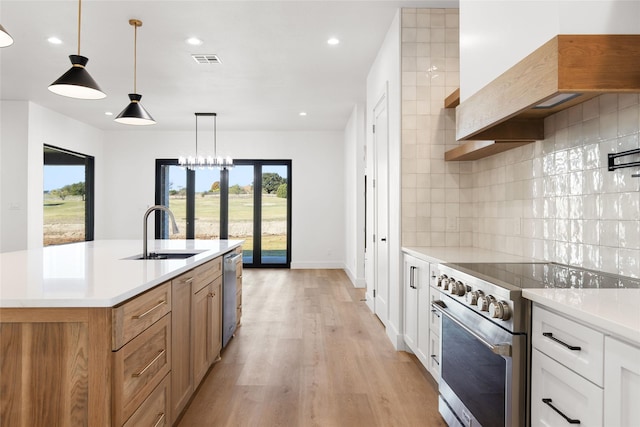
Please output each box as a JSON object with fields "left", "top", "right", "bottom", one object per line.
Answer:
{"left": 44, "top": 192, "right": 287, "bottom": 252}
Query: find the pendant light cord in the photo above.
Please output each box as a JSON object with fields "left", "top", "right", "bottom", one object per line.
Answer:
{"left": 133, "top": 22, "right": 138, "bottom": 93}
{"left": 213, "top": 114, "right": 217, "bottom": 158}
{"left": 195, "top": 114, "right": 199, "bottom": 157}
{"left": 77, "top": 0, "right": 82, "bottom": 55}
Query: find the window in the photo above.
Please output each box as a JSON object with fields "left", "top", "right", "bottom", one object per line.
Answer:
{"left": 155, "top": 159, "right": 291, "bottom": 267}
{"left": 43, "top": 145, "right": 94, "bottom": 246}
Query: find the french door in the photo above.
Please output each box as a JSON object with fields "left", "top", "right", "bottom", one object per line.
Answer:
{"left": 155, "top": 159, "right": 291, "bottom": 268}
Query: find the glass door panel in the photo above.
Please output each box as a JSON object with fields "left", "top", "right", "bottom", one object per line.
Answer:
{"left": 160, "top": 164, "right": 188, "bottom": 239}
{"left": 261, "top": 165, "right": 288, "bottom": 264}
{"left": 228, "top": 165, "right": 254, "bottom": 264}
{"left": 194, "top": 168, "right": 221, "bottom": 239}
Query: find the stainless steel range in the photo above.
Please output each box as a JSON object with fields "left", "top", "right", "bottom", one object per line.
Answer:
{"left": 431, "top": 262, "right": 640, "bottom": 427}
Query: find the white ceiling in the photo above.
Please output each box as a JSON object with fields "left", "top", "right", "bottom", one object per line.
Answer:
{"left": 0, "top": 0, "right": 457, "bottom": 132}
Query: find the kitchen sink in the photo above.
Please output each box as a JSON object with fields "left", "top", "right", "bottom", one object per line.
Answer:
{"left": 124, "top": 251, "right": 205, "bottom": 260}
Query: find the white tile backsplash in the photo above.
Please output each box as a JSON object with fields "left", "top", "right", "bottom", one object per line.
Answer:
{"left": 467, "top": 95, "right": 640, "bottom": 277}
{"left": 399, "top": 9, "right": 639, "bottom": 278}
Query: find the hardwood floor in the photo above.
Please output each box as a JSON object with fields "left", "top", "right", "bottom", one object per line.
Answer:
{"left": 177, "top": 269, "right": 446, "bottom": 427}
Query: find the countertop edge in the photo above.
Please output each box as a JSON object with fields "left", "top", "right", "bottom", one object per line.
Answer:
{"left": 523, "top": 289, "right": 640, "bottom": 346}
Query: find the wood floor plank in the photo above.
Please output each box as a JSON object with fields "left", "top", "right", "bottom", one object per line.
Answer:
{"left": 178, "top": 269, "right": 445, "bottom": 427}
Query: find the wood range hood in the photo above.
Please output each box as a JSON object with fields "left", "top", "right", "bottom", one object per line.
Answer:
{"left": 447, "top": 34, "right": 640, "bottom": 161}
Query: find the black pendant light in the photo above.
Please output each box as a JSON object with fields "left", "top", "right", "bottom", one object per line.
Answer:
{"left": 48, "top": 0, "right": 105, "bottom": 99}
{"left": 115, "top": 19, "right": 156, "bottom": 126}
{"left": 0, "top": 24, "right": 14, "bottom": 48}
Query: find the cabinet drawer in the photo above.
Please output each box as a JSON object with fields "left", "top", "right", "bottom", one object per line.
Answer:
{"left": 532, "top": 304, "right": 604, "bottom": 386}
{"left": 113, "top": 282, "right": 171, "bottom": 350}
{"left": 114, "top": 314, "right": 172, "bottom": 426}
{"left": 189, "top": 257, "right": 223, "bottom": 293}
{"left": 531, "top": 348, "right": 603, "bottom": 427}
{"left": 123, "top": 373, "right": 171, "bottom": 427}
{"left": 429, "top": 287, "right": 441, "bottom": 335}
{"left": 428, "top": 330, "right": 441, "bottom": 383}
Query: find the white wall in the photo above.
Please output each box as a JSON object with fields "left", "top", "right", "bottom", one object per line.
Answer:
{"left": 343, "top": 104, "right": 366, "bottom": 287}
{"left": 0, "top": 101, "right": 105, "bottom": 252}
{"left": 1, "top": 101, "right": 29, "bottom": 252}
{"left": 460, "top": 0, "right": 640, "bottom": 101}
{"left": 102, "top": 129, "right": 346, "bottom": 268}
{"left": 366, "top": 10, "right": 402, "bottom": 348}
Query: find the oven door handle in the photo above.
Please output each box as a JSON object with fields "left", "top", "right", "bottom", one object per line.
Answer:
{"left": 431, "top": 300, "right": 512, "bottom": 358}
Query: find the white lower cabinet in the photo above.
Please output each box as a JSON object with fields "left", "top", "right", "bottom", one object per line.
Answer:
{"left": 604, "top": 337, "right": 640, "bottom": 427}
{"left": 531, "top": 304, "right": 640, "bottom": 427}
{"left": 403, "top": 253, "right": 432, "bottom": 374}
{"left": 531, "top": 348, "right": 603, "bottom": 426}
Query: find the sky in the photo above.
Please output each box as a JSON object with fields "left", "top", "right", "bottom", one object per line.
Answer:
{"left": 44, "top": 165, "right": 85, "bottom": 191}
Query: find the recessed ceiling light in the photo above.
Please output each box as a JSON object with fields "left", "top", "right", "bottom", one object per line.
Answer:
{"left": 104, "top": 111, "right": 113, "bottom": 116}
{"left": 327, "top": 38, "right": 340, "bottom": 45}
{"left": 186, "top": 37, "right": 203, "bottom": 46}
{"left": 47, "top": 36, "right": 62, "bottom": 45}
{"left": 299, "top": 112, "right": 307, "bottom": 116}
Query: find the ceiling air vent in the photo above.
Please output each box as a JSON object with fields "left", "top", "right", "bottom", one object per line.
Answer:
{"left": 191, "top": 54, "right": 222, "bottom": 64}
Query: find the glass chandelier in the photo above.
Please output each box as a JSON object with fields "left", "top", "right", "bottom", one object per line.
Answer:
{"left": 179, "top": 113, "right": 233, "bottom": 170}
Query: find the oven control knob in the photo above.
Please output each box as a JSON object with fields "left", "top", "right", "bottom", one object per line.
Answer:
{"left": 443, "top": 277, "right": 452, "bottom": 291}
{"left": 489, "top": 300, "right": 512, "bottom": 321}
{"left": 477, "top": 295, "right": 495, "bottom": 311}
{"left": 437, "top": 275, "right": 448, "bottom": 288}
{"left": 452, "top": 281, "right": 466, "bottom": 297}
{"left": 449, "top": 280, "right": 458, "bottom": 294}
{"left": 466, "top": 290, "right": 484, "bottom": 305}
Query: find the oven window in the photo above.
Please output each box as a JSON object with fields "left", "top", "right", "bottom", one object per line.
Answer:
{"left": 442, "top": 315, "right": 506, "bottom": 426}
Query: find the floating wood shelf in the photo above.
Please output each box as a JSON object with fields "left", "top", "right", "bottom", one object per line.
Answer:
{"left": 445, "top": 141, "right": 533, "bottom": 161}
{"left": 456, "top": 34, "right": 640, "bottom": 142}
{"left": 444, "top": 88, "right": 460, "bottom": 108}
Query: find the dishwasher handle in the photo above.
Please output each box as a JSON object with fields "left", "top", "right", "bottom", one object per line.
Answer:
{"left": 225, "top": 253, "right": 242, "bottom": 264}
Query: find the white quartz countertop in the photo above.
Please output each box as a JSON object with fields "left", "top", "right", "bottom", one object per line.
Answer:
{"left": 402, "top": 246, "right": 539, "bottom": 264}
{"left": 523, "top": 288, "right": 640, "bottom": 345}
{"left": 0, "top": 239, "right": 243, "bottom": 308}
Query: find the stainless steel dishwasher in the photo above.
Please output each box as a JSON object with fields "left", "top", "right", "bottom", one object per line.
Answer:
{"left": 222, "top": 251, "right": 242, "bottom": 348}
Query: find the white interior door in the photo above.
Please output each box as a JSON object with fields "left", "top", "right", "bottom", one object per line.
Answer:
{"left": 373, "top": 92, "right": 389, "bottom": 325}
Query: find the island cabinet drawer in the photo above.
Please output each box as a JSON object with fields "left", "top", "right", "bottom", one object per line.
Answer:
{"left": 532, "top": 304, "right": 604, "bottom": 386}
{"left": 113, "top": 313, "right": 172, "bottom": 427}
{"left": 177, "top": 257, "right": 223, "bottom": 294}
{"left": 112, "top": 282, "right": 172, "bottom": 350}
{"left": 123, "top": 373, "right": 171, "bottom": 427}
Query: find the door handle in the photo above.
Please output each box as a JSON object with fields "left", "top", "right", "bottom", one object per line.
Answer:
{"left": 380, "top": 237, "right": 387, "bottom": 242}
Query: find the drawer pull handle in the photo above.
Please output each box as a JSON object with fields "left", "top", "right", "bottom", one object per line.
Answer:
{"left": 542, "top": 332, "right": 581, "bottom": 351}
{"left": 184, "top": 277, "right": 194, "bottom": 283}
{"left": 152, "top": 412, "right": 166, "bottom": 427}
{"left": 132, "top": 300, "right": 166, "bottom": 320}
{"left": 430, "top": 309, "right": 441, "bottom": 318}
{"left": 542, "top": 398, "right": 580, "bottom": 424}
{"left": 132, "top": 349, "right": 165, "bottom": 378}
{"left": 430, "top": 354, "right": 440, "bottom": 366}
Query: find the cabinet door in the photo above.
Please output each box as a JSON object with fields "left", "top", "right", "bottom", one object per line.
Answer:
{"left": 193, "top": 283, "right": 210, "bottom": 386}
{"left": 208, "top": 279, "right": 222, "bottom": 363}
{"left": 531, "top": 348, "right": 603, "bottom": 427}
{"left": 171, "top": 273, "right": 194, "bottom": 423}
{"left": 403, "top": 255, "right": 419, "bottom": 353}
{"left": 604, "top": 337, "right": 640, "bottom": 427}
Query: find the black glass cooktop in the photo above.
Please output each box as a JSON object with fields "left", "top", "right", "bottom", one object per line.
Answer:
{"left": 446, "top": 262, "right": 640, "bottom": 290}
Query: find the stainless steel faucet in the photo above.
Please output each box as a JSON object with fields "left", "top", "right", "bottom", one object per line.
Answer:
{"left": 143, "top": 205, "right": 179, "bottom": 259}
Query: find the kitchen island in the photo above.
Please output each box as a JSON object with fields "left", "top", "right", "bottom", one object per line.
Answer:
{"left": 0, "top": 239, "right": 243, "bottom": 427}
